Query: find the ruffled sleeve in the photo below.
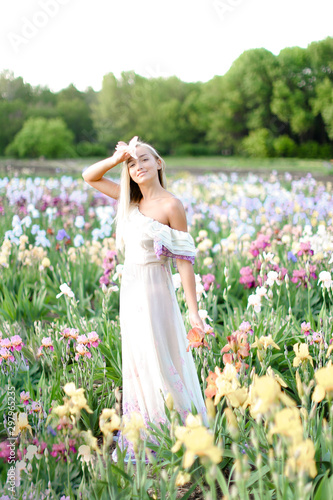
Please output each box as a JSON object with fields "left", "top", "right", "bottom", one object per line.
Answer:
{"left": 143, "top": 220, "right": 196, "bottom": 268}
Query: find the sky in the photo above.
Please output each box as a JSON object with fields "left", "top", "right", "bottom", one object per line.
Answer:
{"left": 1, "top": 0, "right": 333, "bottom": 92}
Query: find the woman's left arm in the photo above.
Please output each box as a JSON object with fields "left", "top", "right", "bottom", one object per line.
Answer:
{"left": 176, "top": 259, "right": 205, "bottom": 330}
{"left": 167, "top": 198, "right": 205, "bottom": 331}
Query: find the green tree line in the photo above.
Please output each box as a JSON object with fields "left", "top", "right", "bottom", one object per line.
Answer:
{"left": 1, "top": 37, "right": 333, "bottom": 159}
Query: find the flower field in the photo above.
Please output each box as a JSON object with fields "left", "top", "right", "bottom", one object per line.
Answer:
{"left": 1, "top": 170, "right": 333, "bottom": 499}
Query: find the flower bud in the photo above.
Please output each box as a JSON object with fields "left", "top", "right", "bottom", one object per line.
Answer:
{"left": 205, "top": 397, "right": 216, "bottom": 420}
{"left": 165, "top": 393, "right": 174, "bottom": 411}
{"left": 114, "top": 387, "right": 121, "bottom": 403}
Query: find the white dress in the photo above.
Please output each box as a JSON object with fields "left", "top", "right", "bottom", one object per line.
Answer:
{"left": 112, "top": 204, "right": 208, "bottom": 462}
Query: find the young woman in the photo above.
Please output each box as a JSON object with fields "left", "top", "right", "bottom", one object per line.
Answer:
{"left": 82, "top": 137, "right": 208, "bottom": 463}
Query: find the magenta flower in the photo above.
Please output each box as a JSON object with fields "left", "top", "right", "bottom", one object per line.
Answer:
{"left": 41, "top": 337, "right": 54, "bottom": 351}
{"left": 297, "top": 241, "right": 314, "bottom": 257}
{"left": 20, "top": 391, "right": 31, "bottom": 405}
{"left": 29, "top": 401, "right": 43, "bottom": 415}
{"left": 291, "top": 265, "right": 317, "bottom": 288}
{"left": 77, "top": 334, "right": 89, "bottom": 345}
{"left": 60, "top": 328, "right": 72, "bottom": 339}
{"left": 0, "top": 338, "right": 11, "bottom": 349}
{"left": 301, "top": 322, "right": 312, "bottom": 336}
{"left": 0, "top": 347, "right": 15, "bottom": 364}
{"left": 51, "top": 439, "right": 76, "bottom": 461}
{"left": 239, "top": 267, "right": 256, "bottom": 289}
{"left": 0, "top": 440, "right": 12, "bottom": 462}
{"left": 87, "top": 331, "right": 101, "bottom": 348}
{"left": 99, "top": 274, "right": 110, "bottom": 286}
{"left": 291, "top": 269, "right": 306, "bottom": 286}
{"left": 249, "top": 234, "right": 271, "bottom": 257}
{"left": 75, "top": 344, "right": 91, "bottom": 361}
{"left": 10, "top": 335, "right": 24, "bottom": 352}
{"left": 202, "top": 273, "right": 216, "bottom": 292}
{"left": 102, "top": 250, "right": 117, "bottom": 271}
{"left": 239, "top": 321, "right": 254, "bottom": 336}
{"left": 309, "top": 331, "right": 325, "bottom": 346}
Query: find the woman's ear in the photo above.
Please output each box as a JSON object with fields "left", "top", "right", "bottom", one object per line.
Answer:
{"left": 157, "top": 158, "right": 162, "bottom": 170}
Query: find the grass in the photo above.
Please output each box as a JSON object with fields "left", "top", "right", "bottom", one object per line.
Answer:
{"left": 0, "top": 156, "right": 332, "bottom": 178}
{"left": 163, "top": 155, "right": 332, "bottom": 172}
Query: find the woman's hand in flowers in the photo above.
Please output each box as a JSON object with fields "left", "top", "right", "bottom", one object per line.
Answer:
{"left": 189, "top": 310, "right": 205, "bottom": 332}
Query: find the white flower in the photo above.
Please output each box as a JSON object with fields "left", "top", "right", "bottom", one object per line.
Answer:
{"left": 256, "top": 286, "right": 268, "bottom": 297}
{"left": 112, "top": 264, "right": 124, "bottom": 281}
{"left": 78, "top": 444, "right": 93, "bottom": 464}
{"left": 318, "top": 271, "right": 333, "bottom": 289}
{"left": 198, "top": 309, "right": 212, "bottom": 322}
{"left": 172, "top": 273, "right": 182, "bottom": 289}
{"left": 25, "top": 444, "right": 41, "bottom": 461}
{"left": 74, "top": 234, "right": 84, "bottom": 247}
{"left": 266, "top": 271, "right": 281, "bottom": 287}
{"left": 281, "top": 234, "right": 291, "bottom": 244}
{"left": 212, "top": 243, "right": 221, "bottom": 254}
{"left": 263, "top": 251, "right": 275, "bottom": 264}
{"left": 115, "top": 136, "right": 139, "bottom": 159}
{"left": 75, "top": 216, "right": 85, "bottom": 229}
{"left": 247, "top": 294, "right": 262, "bottom": 313}
{"left": 56, "top": 283, "right": 75, "bottom": 299}
{"left": 195, "top": 282, "right": 206, "bottom": 302}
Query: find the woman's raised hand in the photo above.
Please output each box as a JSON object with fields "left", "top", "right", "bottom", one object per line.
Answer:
{"left": 111, "top": 141, "right": 132, "bottom": 165}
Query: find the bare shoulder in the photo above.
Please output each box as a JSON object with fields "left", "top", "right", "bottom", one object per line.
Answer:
{"left": 163, "top": 196, "right": 188, "bottom": 232}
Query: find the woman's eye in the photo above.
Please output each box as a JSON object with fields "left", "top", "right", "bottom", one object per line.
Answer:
{"left": 143, "top": 158, "right": 148, "bottom": 161}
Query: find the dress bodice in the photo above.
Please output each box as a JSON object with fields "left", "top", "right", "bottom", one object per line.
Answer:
{"left": 122, "top": 205, "right": 196, "bottom": 267}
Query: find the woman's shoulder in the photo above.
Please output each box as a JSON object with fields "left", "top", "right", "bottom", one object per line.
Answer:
{"left": 161, "top": 193, "right": 184, "bottom": 210}
{"left": 163, "top": 196, "right": 187, "bottom": 232}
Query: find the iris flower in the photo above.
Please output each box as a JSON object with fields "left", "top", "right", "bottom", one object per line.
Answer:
{"left": 115, "top": 136, "right": 139, "bottom": 159}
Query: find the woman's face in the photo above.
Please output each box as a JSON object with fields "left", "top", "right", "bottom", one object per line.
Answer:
{"left": 127, "top": 146, "right": 161, "bottom": 184}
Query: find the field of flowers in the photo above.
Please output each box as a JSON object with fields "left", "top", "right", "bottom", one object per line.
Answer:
{"left": 1, "top": 170, "right": 333, "bottom": 500}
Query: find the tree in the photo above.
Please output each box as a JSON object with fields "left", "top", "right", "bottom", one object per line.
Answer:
{"left": 6, "top": 117, "right": 76, "bottom": 158}
{"left": 204, "top": 48, "right": 278, "bottom": 151}
{"left": 311, "top": 78, "right": 333, "bottom": 140}
{"left": 56, "top": 84, "right": 95, "bottom": 143}
{"left": 92, "top": 72, "right": 197, "bottom": 153}
{"left": 271, "top": 46, "right": 316, "bottom": 141}
{"left": 0, "top": 70, "right": 33, "bottom": 102}
{"left": 0, "top": 100, "right": 27, "bottom": 154}
{"left": 240, "top": 128, "right": 274, "bottom": 157}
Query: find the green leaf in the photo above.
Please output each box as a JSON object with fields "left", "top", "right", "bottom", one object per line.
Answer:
{"left": 314, "top": 471, "right": 332, "bottom": 500}
{"left": 245, "top": 464, "right": 270, "bottom": 488}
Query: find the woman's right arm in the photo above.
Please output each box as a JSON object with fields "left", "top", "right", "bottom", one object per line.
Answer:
{"left": 82, "top": 142, "right": 130, "bottom": 200}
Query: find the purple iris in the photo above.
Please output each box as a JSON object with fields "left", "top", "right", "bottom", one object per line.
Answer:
{"left": 56, "top": 229, "right": 70, "bottom": 241}
{"left": 287, "top": 251, "right": 297, "bottom": 263}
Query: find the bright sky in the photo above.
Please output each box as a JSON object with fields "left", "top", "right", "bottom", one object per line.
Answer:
{"left": 1, "top": 0, "right": 332, "bottom": 92}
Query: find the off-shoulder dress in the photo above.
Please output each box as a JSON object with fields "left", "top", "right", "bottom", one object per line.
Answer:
{"left": 112, "top": 204, "right": 208, "bottom": 463}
